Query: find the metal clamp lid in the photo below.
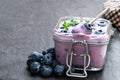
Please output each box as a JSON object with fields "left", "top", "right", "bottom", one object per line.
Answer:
{"left": 66, "top": 39, "right": 90, "bottom": 78}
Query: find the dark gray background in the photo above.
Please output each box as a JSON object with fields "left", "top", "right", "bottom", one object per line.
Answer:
{"left": 0, "top": 0, "right": 120, "bottom": 80}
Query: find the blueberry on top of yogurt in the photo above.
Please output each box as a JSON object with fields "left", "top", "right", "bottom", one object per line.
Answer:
{"left": 97, "top": 20, "right": 108, "bottom": 27}
{"left": 95, "top": 30, "right": 105, "bottom": 35}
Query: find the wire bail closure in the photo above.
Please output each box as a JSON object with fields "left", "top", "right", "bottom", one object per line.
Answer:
{"left": 66, "top": 39, "right": 90, "bottom": 78}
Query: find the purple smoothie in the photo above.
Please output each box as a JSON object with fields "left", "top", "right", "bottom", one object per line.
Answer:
{"left": 54, "top": 17, "right": 112, "bottom": 70}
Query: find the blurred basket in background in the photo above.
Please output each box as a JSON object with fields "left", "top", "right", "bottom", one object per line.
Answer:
{"left": 104, "top": 0, "right": 120, "bottom": 31}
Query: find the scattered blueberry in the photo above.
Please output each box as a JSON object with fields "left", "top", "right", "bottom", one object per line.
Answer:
{"left": 28, "top": 52, "right": 44, "bottom": 63}
{"left": 43, "top": 48, "right": 56, "bottom": 60}
{"left": 42, "top": 50, "right": 48, "bottom": 55}
{"left": 30, "top": 62, "right": 41, "bottom": 74}
{"left": 40, "top": 65, "right": 53, "bottom": 77}
{"left": 48, "top": 52, "right": 53, "bottom": 56}
{"left": 49, "top": 52, "right": 56, "bottom": 60}
{"left": 54, "top": 65, "right": 65, "bottom": 77}
{"left": 47, "top": 48, "right": 55, "bottom": 54}
{"left": 26, "top": 59, "right": 35, "bottom": 68}
{"left": 28, "top": 51, "right": 43, "bottom": 61}
{"left": 26, "top": 48, "right": 78, "bottom": 78}
{"left": 52, "top": 60, "right": 60, "bottom": 68}
{"left": 65, "top": 65, "right": 75, "bottom": 73}
{"left": 43, "top": 54, "right": 53, "bottom": 65}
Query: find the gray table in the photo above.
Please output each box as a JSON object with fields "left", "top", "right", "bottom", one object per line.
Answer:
{"left": 0, "top": 0, "right": 120, "bottom": 80}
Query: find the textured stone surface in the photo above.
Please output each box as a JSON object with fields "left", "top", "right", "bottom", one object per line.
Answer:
{"left": 0, "top": 0, "right": 120, "bottom": 80}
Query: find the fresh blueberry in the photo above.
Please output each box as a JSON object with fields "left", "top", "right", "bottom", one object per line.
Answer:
{"left": 84, "top": 23, "right": 92, "bottom": 31}
{"left": 52, "top": 60, "right": 60, "bottom": 68}
{"left": 42, "top": 51, "right": 56, "bottom": 59}
{"left": 47, "top": 48, "right": 55, "bottom": 54}
{"left": 40, "top": 65, "right": 53, "bottom": 77}
{"left": 54, "top": 65, "right": 65, "bottom": 77}
{"left": 26, "top": 59, "right": 35, "bottom": 68}
{"left": 65, "top": 65, "right": 75, "bottom": 73}
{"left": 98, "top": 30, "right": 102, "bottom": 32}
{"left": 42, "top": 50, "right": 48, "bottom": 55}
{"left": 42, "top": 51, "right": 52, "bottom": 57}
{"left": 97, "top": 21, "right": 108, "bottom": 27}
{"left": 28, "top": 51, "right": 44, "bottom": 63}
{"left": 42, "top": 49, "right": 55, "bottom": 60}
{"left": 60, "top": 30, "right": 67, "bottom": 33}
{"left": 48, "top": 52, "right": 53, "bottom": 57}
{"left": 47, "top": 48, "right": 56, "bottom": 59}
{"left": 47, "top": 52, "right": 56, "bottom": 60}
{"left": 30, "top": 62, "right": 41, "bottom": 74}
{"left": 60, "top": 27, "right": 64, "bottom": 29}
{"left": 43, "top": 54, "right": 53, "bottom": 65}
{"left": 95, "top": 30, "right": 104, "bottom": 35}
{"left": 42, "top": 48, "right": 55, "bottom": 55}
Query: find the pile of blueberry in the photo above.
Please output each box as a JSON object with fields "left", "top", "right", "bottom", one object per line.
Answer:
{"left": 26, "top": 48, "right": 69, "bottom": 77}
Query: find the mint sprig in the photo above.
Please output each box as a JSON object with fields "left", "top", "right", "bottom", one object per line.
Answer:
{"left": 85, "top": 19, "right": 90, "bottom": 23}
{"left": 62, "top": 19, "right": 78, "bottom": 31}
{"left": 63, "top": 21, "right": 69, "bottom": 30}
{"left": 70, "top": 19, "right": 78, "bottom": 25}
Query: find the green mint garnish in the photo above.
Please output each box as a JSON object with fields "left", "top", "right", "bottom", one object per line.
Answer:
{"left": 63, "top": 21, "right": 68, "bottom": 30}
{"left": 70, "top": 19, "right": 74, "bottom": 22}
{"left": 68, "top": 23, "right": 72, "bottom": 27}
{"left": 70, "top": 19, "right": 78, "bottom": 25}
{"left": 85, "top": 19, "right": 90, "bottom": 23}
{"left": 62, "top": 19, "right": 78, "bottom": 31}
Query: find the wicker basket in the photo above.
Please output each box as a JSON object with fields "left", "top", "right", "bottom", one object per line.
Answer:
{"left": 104, "top": 0, "right": 120, "bottom": 31}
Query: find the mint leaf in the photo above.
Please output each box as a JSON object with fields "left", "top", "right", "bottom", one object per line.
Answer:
{"left": 63, "top": 21, "right": 68, "bottom": 30}
{"left": 70, "top": 19, "right": 78, "bottom": 26}
{"left": 85, "top": 19, "right": 90, "bottom": 23}
{"left": 62, "top": 19, "right": 78, "bottom": 31}
{"left": 68, "top": 23, "right": 72, "bottom": 27}
{"left": 70, "top": 19, "right": 74, "bottom": 22}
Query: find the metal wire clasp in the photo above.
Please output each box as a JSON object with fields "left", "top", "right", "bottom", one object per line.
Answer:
{"left": 66, "top": 39, "right": 90, "bottom": 78}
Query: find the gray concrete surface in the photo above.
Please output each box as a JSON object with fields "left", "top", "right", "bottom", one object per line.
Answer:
{"left": 0, "top": 0, "right": 120, "bottom": 80}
